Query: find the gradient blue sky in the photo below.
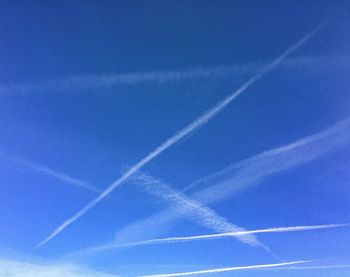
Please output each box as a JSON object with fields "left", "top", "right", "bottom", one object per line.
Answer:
{"left": 0, "top": 1, "right": 350, "bottom": 276}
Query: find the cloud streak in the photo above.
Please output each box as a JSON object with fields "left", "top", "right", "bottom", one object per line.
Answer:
{"left": 1, "top": 155, "right": 100, "bottom": 193}
{"left": 131, "top": 172, "right": 260, "bottom": 247}
{"left": 136, "top": 261, "right": 308, "bottom": 277}
{"left": 0, "top": 151, "right": 261, "bottom": 248}
{"left": 37, "top": 22, "right": 326, "bottom": 248}
{"left": 1, "top": 55, "right": 348, "bottom": 96}
{"left": 271, "top": 265, "right": 350, "bottom": 270}
{"left": 73, "top": 224, "right": 347, "bottom": 255}
{"left": 4, "top": 152, "right": 262, "bottom": 248}
{"left": 112, "top": 116, "right": 350, "bottom": 246}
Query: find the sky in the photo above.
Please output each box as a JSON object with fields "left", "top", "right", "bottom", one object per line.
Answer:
{"left": 0, "top": 1, "right": 350, "bottom": 276}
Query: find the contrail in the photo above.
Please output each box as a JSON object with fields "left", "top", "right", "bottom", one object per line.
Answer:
{"left": 270, "top": 265, "right": 350, "bottom": 270}
{"left": 1, "top": 55, "right": 347, "bottom": 96}
{"left": 136, "top": 261, "right": 308, "bottom": 277}
{"left": 70, "top": 224, "right": 347, "bottom": 255}
{"left": 2, "top": 151, "right": 261, "bottom": 247}
{"left": 1, "top": 155, "right": 100, "bottom": 193}
{"left": 1, "top": 150, "right": 262, "bottom": 248}
{"left": 131, "top": 172, "right": 260, "bottom": 246}
{"left": 37, "top": 22, "right": 327, "bottom": 248}
{"left": 111, "top": 117, "right": 350, "bottom": 246}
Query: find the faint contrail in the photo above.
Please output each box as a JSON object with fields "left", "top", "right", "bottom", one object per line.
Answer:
{"left": 131, "top": 172, "right": 260, "bottom": 246}
{"left": 1, "top": 151, "right": 262, "bottom": 248}
{"left": 37, "top": 22, "right": 327, "bottom": 248}
{"left": 2, "top": 151, "right": 261, "bottom": 247}
{"left": 2, "top": 155, "right": 100, "bottom": 193}
{"left": 1, "top": 55, "right": 347, "bottom": 96}
{"left": 136, "top": 261, "right": 308, "bottom": 277}
{"left": 70, "top": 224, "right": 347, "bottom": 255}
{"left": 111, "top": 117, "right": 350, "bottom": 246}
{"left": 271, "top": 265, "right": 350, "bottom": 270}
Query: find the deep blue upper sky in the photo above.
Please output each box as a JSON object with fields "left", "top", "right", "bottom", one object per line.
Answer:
{"left": 0, "top": 1, "right": 350, "bottom": 276}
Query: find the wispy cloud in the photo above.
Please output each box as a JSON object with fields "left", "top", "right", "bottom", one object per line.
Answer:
{"left": 72, "top": 224, "right": 347, "bottom": 255}
{"left": 1, "top": 55, "right": 348, "bottom": 96}
{"left": 37, "top": 22, "right": 326, "bottom": 248}
{"left": 112, "top": 116, "right": 350, "bottom": 246}
{"left": 136, "top": 261, "right": 308, "bottom": 277}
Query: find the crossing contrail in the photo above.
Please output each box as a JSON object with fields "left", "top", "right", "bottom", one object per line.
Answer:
{"left": 130, "top": 172, "right": 260, "bottom": 246}
{"left": 106, "top": 116, "right": 350, "bottom": 253}
{"left": 2, "top": 151, "right": 261, "bottom": 248}
{"left": 37, "top": 21, "right": 327, "bottom": 248}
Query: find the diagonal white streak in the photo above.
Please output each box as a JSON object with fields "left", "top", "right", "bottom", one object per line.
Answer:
{"left": 63, "top": 115, "right": 350, "bottom": 257}
{"left": 111, "top": 117, "right": 350, "bottom": 247}
{"left": 136, "top": 261, "right": 308, "bottom": 277}
{"left": 2, "top": 156, "right": 100, "bottom": 193}
{"left": 37, "top": 22, "right": 326, "bottom": 248}
{"left": 70, "top": 224, "right": 347, "bottom": 255}
{"left": 131, "top": 172, "right": 260, "bottom": 246}
{"left": 2, "top": 151, "right": 261, "bottom": 247}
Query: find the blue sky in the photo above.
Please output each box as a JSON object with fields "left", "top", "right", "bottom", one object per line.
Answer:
{"left": 1, "top": 1, "right": 350, "bottom": 276}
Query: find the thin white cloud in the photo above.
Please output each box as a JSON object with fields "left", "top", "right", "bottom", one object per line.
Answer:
{"left": 72, "top": 224, "right": 347, "bottom": 255}
{"left": 37, "top": 22, "right": 326, "bottom": 248}
{"left": 112, "top": 116, "right": 350, "bottom": 246}
{"left": 136, "top": 261, "right": 308, "bottom": 277}
{"left": 1, "top": 55, "right": 348, "bottom": 96}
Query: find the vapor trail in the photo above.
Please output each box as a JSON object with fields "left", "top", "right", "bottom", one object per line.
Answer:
{"left": 136, "top": 261, "right": 308, "bottom": 277}
{"left": 111, "top": 117, "right": 350, "bottom": 247}
{"left": 1, "top": 151, "right": 261, "bottom": 248}
{"left": 2, "top": 151, "right": 261, "bottom": 247}
{"left": 131, "top": 172, "right": 260, "bottom": 246}
{"left": 1, "top": 55, "right": 347, "bottom": 96}
{"left": 2, "top": 156, "right": 100, "bottom": 193}
{"left": 71, "top": 224, "right": 347, "bottom": 255}
{"left": 37, "top": 22, "right": 326, "bottom": 248}
{"left": 271, "top": 265, "right": 350, "bottom": 270}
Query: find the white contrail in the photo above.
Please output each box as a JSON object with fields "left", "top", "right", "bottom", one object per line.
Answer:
{"left": 131, "top": 172, "right": 260, "bottom": 246}
{"left": 271, "top": 265, "right": 350, "bottom": 270}
{"left": 0, "top": 64, "right": 258, "bottom": 96}
{"left": 2, "top": 151, "right": 261, "bottom": 248}
{"left": 112, "top": 117, "right": 350, "bottom": 246}
{"left": 3, "top": 152, "right": 262, "bottom": 248}
{"left": 71, "top": 224, "right": 347, "bottom": 255}
{"left": 1, "top": 152, "right": 261, "bottom": 248}
{"left": 2, "top": 156, "right": 100, "bottom": 193}
{"left": 1, "top": 55, "right": 348, "bottom": 96}
{"left": 37, "top": 22, "right": 326, "bottom": 248}
{"left": 189, "top": 117, "right": 350, "bottom": 204}
{"left": 136, "top": 261, "right": 308, "bottom": 277}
